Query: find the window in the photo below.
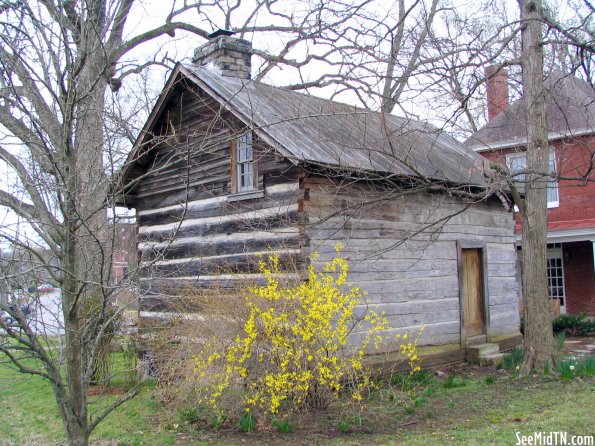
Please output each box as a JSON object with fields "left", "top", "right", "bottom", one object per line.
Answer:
{"left": 546, "top": 245, "right": 566, "bottom": 313}
{"left": 236, "top": 132, "right": 254, "bottom": 192}
{"left": 231, "top": 132, "right": 257, "bottom": 195}
{"left": 506, "top": 151, "right": 559, "bottom": 208}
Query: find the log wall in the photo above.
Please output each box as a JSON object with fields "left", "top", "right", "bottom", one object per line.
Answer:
{"left": 303, "top": 176, "right": 521, "bottom": 350}
{"left": 131, "top": 80, "right": 520, "bottom": 355}
{"left": 132, "top": 82, "right": 306, "bottom": 315}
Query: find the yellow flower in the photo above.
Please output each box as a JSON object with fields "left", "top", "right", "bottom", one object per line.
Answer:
{"left": 191, "top": 244, "right": 423, "bottom": 416}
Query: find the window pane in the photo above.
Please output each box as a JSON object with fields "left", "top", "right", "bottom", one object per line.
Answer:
{"left": 546, "top": 250, "right": 565, "bottom": 307}
{"left": 508, "top": 152, "right": 559, "bottom": 205}
{"left": 547, "top": 180, "right": 558, "bottom": 204}
{"left": 508, "top": 154, "right": 526, "bottom": 182}
{"left": 236, "top": 132, "right": 255, "bottom": 192}
{"left": 547, "top": 152, "right": 558, "bottom": 205}
{"left": 238, "top": 132, "right": 253, "bottom": 160}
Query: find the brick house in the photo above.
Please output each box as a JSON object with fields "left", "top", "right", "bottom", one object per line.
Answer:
{"left": 466, "top": 67, "right": 595, "bottom": 315}
{"left": 112, "top": 222, "right": 136, "bottom": 284}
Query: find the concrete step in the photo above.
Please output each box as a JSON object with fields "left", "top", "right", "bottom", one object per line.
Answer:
{"left": 466, "top": 343, "right": 500, "bottom": 358}
{"left": 479, "top": 353, "right": 504, "bottom": 366}
{"left": 465, "top": 335, "right": 487, "bottom": 347}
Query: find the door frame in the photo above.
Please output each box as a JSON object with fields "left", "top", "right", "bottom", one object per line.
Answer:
{"left": 457, "top": 240, "right": 491, "bottom": 346}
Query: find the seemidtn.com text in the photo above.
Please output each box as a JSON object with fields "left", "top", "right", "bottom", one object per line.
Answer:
{"left": 516, "top": 432, "right": 594, "bottom": 446}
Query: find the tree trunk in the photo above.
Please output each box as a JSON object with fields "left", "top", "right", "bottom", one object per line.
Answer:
{"left": 55, "top": 42, "right": 110, "bottom": 446}
{"left": 518, "top": 0, "right": 556, "bottom": 375}
{"left": 61, "top": 139, "right": 91, "bottom": 446}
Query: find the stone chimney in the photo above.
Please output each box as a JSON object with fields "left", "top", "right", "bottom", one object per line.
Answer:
{"left": 192, "top": 30, "right": 253, "bottom": 79}
{"left": 485, "top": 65, "right": 510, "bottom": 120}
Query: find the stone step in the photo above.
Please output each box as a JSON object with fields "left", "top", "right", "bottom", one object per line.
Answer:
{"left": 465, "top": 335, "right": 487, "bottom": 347}
{"left": 466, "top": 343, "right": 500, "bottom": 358}
{"left": 479, "top": 353, "right": 504, "bottom": 366}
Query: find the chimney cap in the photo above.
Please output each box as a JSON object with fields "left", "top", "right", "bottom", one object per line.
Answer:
{"left": 208, "top": 29, "right": 235, "bottom": 39}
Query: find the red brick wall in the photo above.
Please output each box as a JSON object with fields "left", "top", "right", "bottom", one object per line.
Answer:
{"left": 479, "top": 135, "right": 595, "bottom": 316}
{"left": 563, "top": 242, "right": 595, "bottom": 315}
{"left": 550, "top": 137, "right": 595, "bottom": 222}
{"left": 479, "top": 135, "right": 595, "bottom": 227}
{"left": 111, "top": 223, "right": 136, "bottom": 283}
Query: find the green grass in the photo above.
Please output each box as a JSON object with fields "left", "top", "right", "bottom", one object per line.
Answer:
{"left": 442, "top": 375, "right": 467, "bottom": 389}
{"left": 385, "top": 378, "right": 593, "bottom": 446}
{"left": 0, "top": 355, "right": 182, "bottom": 446}
{"left": 1, "top": 352, "right": 593, "bottom": 446}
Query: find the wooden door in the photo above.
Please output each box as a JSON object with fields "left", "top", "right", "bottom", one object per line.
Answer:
{"left": 462, "top": 248, "right": 485, "bottom": 337}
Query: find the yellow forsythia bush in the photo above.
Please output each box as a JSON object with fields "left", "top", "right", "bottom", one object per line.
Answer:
{"left": 193, "top": 244, "right": 422, "bottom": 417}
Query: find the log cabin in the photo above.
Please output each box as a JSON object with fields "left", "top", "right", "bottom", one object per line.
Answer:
{"left": 116, "top": 32, "right": 522, "bottom": 369}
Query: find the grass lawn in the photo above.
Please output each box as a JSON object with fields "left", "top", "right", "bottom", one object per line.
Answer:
{"left": 0, "top": 358, "right": 593, "bottom": 446}
{"left": 0, "top": 362, "right": 180, "bottom": 446}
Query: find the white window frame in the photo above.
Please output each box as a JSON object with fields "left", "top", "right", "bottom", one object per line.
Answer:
{"left": 546, "top": 245, "right": 566, "bottom": 314}
{"left": 506, "top": 150, "right": 559, "bottom": 209}
{"left": 236, "top": 132, "right": 255, "bottom": 193}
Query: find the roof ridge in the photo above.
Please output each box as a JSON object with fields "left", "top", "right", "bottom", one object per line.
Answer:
{"left": 182, "top": 63, "right": 416, "bottom": 124}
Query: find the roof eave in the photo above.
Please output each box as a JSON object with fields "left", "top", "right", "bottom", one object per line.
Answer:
{"left": 470, "top": 127, "right": 595, "bottom": 152}
{"left": 114, "top": 64, "right": 186, "bottom": 199}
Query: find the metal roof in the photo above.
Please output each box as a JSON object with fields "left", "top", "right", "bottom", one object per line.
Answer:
{"left": 119, "top": 64, "right": 490, "bottom": 191}
{"left": 180, "top": 64, "right": 487, "bottom": 186}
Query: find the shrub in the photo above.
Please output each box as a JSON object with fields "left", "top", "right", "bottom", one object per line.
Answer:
{"left": 338, "top": 415, "right": 362, "bottom": 432}
{"left": 576, "top": 355, "right": 595, "bottom": 377}
{"left": 80, "top": 291, "right": 120, "bottom": 386}
{"left": 553, "top": 314, "right": 595, "bottom": 337}
{"left": 210, "top": 412, "right": 227, "bottom": 430}
{"left": 557, "top": 355, "right": 595, "bottom": 380}
{"left": 558, "top": 359, "right": 576, "bottom": 380}
{"left": 555, "top": 331, "right": 566, "bottom": 352}
{"left": 177, "top": 406, "right": 204, "bottom": 424}
{"left": 120, "top": 334, "right": 141, "bottom": 388}
{"left": 502, "top": 346, "right": 524, "bottom": 370}
{"left": 272, "top": 418, "right": 292, "bottom": 433}
{"left": 192, "top": 245, "right": 422, "bottom": 420}
{"left": 338, "top": 420, "right": 350, "bottom": 433}
{"left": 238, "top": 412, "right": 256, "bottom": 432}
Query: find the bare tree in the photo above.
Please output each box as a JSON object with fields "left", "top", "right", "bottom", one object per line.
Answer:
{"left": 516, "top": 0, "right": 557, "bottom": 374}
{"left": 1, "top": 1, "right": 590, "bottom": 443}
{"left": 0, "top": 1, "right": 355, "bottom": 445}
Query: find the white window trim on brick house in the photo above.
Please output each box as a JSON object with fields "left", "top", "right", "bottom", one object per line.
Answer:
{"left": 546, "top": 244, "right": 567, "bottom": 314}
{"left": 506, "top": 150, "right": 559, "bottom": 209}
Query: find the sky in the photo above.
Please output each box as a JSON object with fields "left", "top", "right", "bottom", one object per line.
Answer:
{"left": 0, "top": 0, "right": 587, "bottom": 250}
